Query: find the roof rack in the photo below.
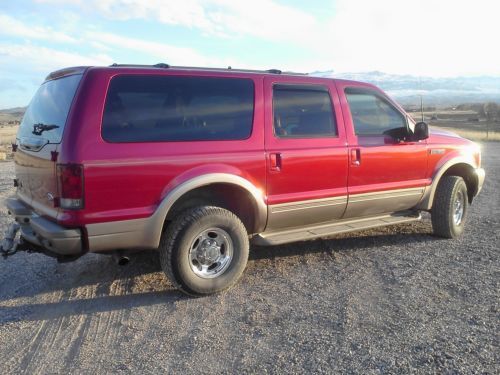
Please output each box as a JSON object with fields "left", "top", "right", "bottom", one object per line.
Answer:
{"left": 108, "top": 63, "right": 307, "bottom": 75}
{"left": 109, "top": 63, "right": 170, "bottom": 68}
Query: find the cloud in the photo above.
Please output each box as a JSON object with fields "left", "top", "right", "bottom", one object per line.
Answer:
{"left": 0, "top": 42, "right": 113, "bottom": 107}
{"left": 35, "top": 0, "right": 500, "bottom": 76}
{"left": 9, "top": 0, "right": 500, "bottom": 79}
{"left": 205, "top": 0, "right": 319, "bottom": 43}
{"left": 85, "top": 32, "right": 215, "bottom": 66}
{"left": 36, "top": 0, "right": 320, "bottom": 42}
{"left": 0, "top": 43, "right": 112, "bottom": 74}
{"left": 320, "top": 0, "right": 500, "bottom": 76}
{"left": 0, "top": 13, "right": 77, "bottom": 43}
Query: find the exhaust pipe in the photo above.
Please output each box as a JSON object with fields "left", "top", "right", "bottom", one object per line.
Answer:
{"left": 112, "top": 250, "right": 130, "bottom": 266}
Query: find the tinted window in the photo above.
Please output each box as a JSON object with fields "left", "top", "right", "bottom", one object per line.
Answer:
{"left": 102, "top": 76, "right": 254, "bottom": 142}
{"left": 273, "top": 85, "right": 337, "bottom": 138}
{"left": 18, "top": 74, "right": 82, "bottom": 143}
{"left": 345, "top": 89, "right": 406, "bottom": 136}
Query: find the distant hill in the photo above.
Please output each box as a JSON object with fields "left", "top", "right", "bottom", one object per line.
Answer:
{"left": 0, "top": 106, "right": 26, "bottom": 125}
{"left": 311, "top": 71, "right": 500, "bottom": 107}
{"left": 0, "top": 106, "right": 26, "bottom": 114}
{"left": 0, "top": 107, "right": 26, "bottom": 118}
{"left": 2, "top": 72, "right": 500, "bottom": 112}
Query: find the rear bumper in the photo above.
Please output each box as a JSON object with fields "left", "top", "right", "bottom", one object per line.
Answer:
{"left": 474, "top": 167, "right": 485, "bottom": 196}
{"left": 5, "top": 198, "right": 158, "bottom": 256}
{"left": 6, "top": 198, "right": 82, "bottom": 256}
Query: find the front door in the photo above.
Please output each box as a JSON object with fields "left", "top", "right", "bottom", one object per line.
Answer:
{"left": 338, "top": 83, "right": 429, "bottom": 218}
{"left": 264, "top": 76, "right": 349, "bottom": 230}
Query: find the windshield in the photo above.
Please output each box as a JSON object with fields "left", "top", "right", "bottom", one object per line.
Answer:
{"left": 18, "top": 74, "right": 82, "bottom": 144}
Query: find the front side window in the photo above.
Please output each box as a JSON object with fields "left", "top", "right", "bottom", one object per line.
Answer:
{"left": 345, "top": 89, "right": 406, "bottom": 136}
{"left": 273, "top": 85, "right": 337, "bottom": 138}
{"left": 102, "top": 75, "right": 254, "bottom": 142}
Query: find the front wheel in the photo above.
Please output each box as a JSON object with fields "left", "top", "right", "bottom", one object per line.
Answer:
{"left": 431, "top": 176, "right": 469, "bottom": 238}
{"left": 159, "top": 206, "right": 249, "bottom": 296}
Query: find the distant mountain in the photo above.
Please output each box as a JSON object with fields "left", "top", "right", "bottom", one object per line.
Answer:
{"left": 311, "top": 71, "right": 500, "bottom": 107}
{"left": 0, "top": 106, "right": 26, "bottom": 118}
{"left": 2, "top": 72, "right": 500, "bottom": 111}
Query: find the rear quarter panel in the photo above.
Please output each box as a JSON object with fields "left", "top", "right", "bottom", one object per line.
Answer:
{"left": 58, "top": 69, "right": 266, "bottom": 226}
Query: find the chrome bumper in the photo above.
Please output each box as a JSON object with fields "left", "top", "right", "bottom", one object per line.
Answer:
{"left": 5, "top": 198, "right": 82, "bottom": 255}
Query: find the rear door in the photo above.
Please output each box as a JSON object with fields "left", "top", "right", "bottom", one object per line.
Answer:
{"left": 337, "top": 82, "right": 429, "bottom": 218}
{"left": 264, "top": 76, "right": 348, "bottom": 230}
{"left": 15, "top": 73, "right": 83, "bottom": 219}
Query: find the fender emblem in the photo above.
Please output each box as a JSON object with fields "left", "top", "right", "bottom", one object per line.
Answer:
{"left": 46, "top": 192, "right": 54, "bottom": 201}
{"left": 430, "top": 149, "right": 445, "bottom": 155}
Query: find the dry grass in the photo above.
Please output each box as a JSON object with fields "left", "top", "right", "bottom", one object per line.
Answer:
{"left": 0, "top": 125, "right": 17, "bottom": 143}
{"left": 0, "top": 125, "right": 18, "bottom": 156}
{"left": 440, "top": 128, "right": 500, "bottom": 142}
{"left": 409, "top": 110, "right": 500, "bottom": 142}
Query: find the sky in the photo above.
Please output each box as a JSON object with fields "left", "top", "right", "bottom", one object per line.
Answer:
{"left": 0, "top": 0, "right": 498, "bottom": 108}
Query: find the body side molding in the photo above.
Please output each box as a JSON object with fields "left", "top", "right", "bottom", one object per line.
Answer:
{"left": 86, "top": 173, "right": 267, "bottom": 252}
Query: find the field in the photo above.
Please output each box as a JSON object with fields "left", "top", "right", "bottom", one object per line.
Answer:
{"left": 0, "top": 126, "right": 17, "bottom": 149}
{"left": 408, "top": 109, "right": 500, "bottom": 142}
{"left": 0, "top": 108, "right": 22, "bottom": 158}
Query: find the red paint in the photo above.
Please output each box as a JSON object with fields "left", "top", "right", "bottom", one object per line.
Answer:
{"left": 13, "top": 66, "right": 481, "bottom": 229}
{"left": 263, "top": 75, "right": 349, "bottom": 206}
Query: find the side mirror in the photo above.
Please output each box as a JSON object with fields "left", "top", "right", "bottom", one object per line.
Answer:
{"left": 414, "top": 122, "right": 429, "bottom": 141}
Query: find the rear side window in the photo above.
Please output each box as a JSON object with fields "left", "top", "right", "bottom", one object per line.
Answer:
{"left": 102, "top": 75, "right": 254, "bottom": 142}
{"left": 345, "top": 88, "right": 406, "bottom": 136}
{"left": 273, "top": 85, "right": 337, "bottom": 138}
{"left": 18, "top": 74, "right": 82, "bottom": 143}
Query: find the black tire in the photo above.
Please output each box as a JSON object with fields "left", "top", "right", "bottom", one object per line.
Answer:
{"left": 431, "top": 176, "right": 469, "bottom": 238}
{"left": 159, "top": 206, "right": 249, "bottom": 296}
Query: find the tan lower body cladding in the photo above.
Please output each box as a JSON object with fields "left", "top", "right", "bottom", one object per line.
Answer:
{"left": 266, "top": 187, "right": 424, "bottom": 231}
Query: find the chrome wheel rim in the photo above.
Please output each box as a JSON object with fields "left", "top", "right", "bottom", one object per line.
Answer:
{"left": 453, "top": 191, "right": 465, "bottom": 225}
{"left": 188, "top": 228, "right": 233, "bottom": 279}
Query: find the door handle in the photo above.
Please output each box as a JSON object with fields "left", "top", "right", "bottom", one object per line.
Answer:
{"left": 351, "top": 148, "right": 361, "bottom": 166}
{"left": 270, "top": 153, "right": 282, "bottom": 171}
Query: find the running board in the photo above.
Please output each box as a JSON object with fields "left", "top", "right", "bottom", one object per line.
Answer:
{"left": 252, "top": 211, "right": 421, "bottom": 246}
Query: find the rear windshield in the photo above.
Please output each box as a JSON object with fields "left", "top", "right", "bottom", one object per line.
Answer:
{"left": 101, "top": 75, "right": 255, "bottom": 142}
{"left": 18, "top": 74, "right": 82, "bottom": 143}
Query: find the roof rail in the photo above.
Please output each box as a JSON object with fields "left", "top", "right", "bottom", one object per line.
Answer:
{"left": 109, "top": 63, "right": 170, "bottom": 68}
{"left": 108, "top": 63, "right": 307, "bottom": 75}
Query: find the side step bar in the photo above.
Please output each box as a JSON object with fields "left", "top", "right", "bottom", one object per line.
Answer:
{"left": 252, "top": 211, "right": 421, "bottom": 246}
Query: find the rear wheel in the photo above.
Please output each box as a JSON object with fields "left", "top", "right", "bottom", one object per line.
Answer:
{"left": 431, "top": 176, "right": 469, "bottom": 238}
{"left": 159, "top": 206, "right": 249, "bottom": 296}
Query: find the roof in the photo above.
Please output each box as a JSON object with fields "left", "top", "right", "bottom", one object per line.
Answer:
{"left": 106, "top": 63, "right": 308, "bottom": 76}
{"left": 45, "top": 63, "right": 309, "bottom": 81}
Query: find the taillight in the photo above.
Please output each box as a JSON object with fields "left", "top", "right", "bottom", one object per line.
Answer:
{"left": 57, "top": 164, "right": 84, "bottom": 209}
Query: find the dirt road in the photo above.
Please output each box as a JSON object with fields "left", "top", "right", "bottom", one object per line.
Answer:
{"left": 0, "top": 144, "right": 498, "bottom": 373}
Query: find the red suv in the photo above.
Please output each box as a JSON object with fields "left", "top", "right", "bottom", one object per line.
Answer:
{"left": 2, "top": 64, "right": 485, "bottom": 295}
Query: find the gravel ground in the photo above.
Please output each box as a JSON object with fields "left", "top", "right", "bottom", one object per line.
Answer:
{"left": 0, "top": 144, "right": 498, "bottom": 374}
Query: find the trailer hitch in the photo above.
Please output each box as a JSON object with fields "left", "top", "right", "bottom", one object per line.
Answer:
{"left": 0, "top": 222, "right": 21, "bottom": 258}
{"left": 1, "top": 223, "right": 78, "bottom": 261}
